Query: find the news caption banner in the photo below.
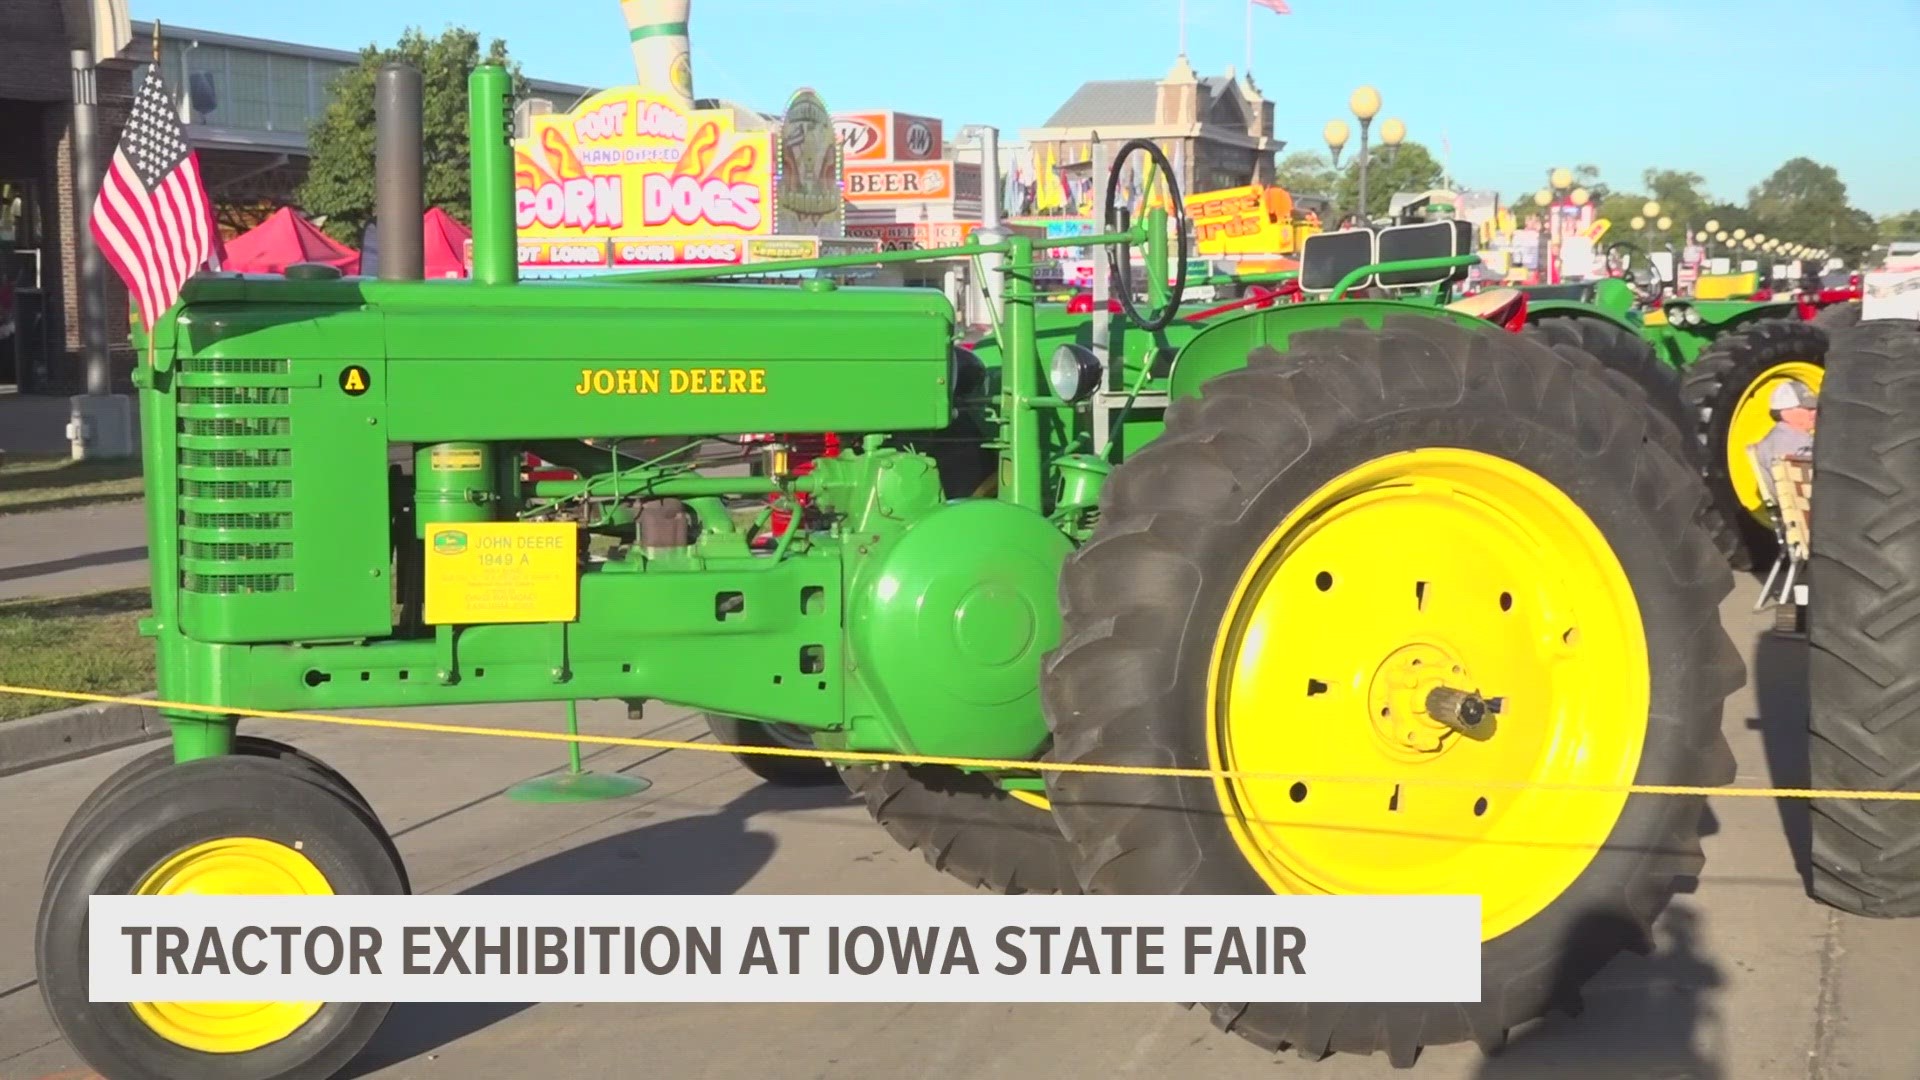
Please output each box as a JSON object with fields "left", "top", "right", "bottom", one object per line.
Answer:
{"left": 91, "top": 895, "right": 1480, "bottom": 1004}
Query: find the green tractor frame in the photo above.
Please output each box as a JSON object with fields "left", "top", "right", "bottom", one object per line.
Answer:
{"left": 35, "top": 64, "right": 1746, "bottom": 1078}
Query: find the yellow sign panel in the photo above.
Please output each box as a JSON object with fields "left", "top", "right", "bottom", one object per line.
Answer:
{"left": 1695, "top": 272, "right": 1760, "bottom": 300}
{"left": 1188, "top": 184, "right": 1300, "bottom": 256}
{"left": 513, "top": 87, "right": 775, "bottom": 252}
{"left": 423, "top": 522, "right": 578, "bottom": 625}
{"left": 429, "top": 447, "right": 484, "bottom": 472}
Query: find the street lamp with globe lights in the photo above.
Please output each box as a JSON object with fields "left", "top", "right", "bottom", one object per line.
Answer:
{"left": 1323, "top": 120, "right": 1349, "bottom": 223}
{"left": 1349, "top": 86, "right": 1382, "bottom": 224}
{"left": 1379, "top": 117, "right": 1405, "bottom": 167}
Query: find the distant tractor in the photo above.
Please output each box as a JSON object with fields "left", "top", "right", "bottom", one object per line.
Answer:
{"left": 33, "top": 65, "right": 1745, "bottom": 1078}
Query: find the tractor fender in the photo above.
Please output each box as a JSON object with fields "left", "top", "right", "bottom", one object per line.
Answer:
{"left": 1521, "top": 299, "right": 1641, "bottom": 337}
{"left": 1167, "top": 300, "right": 1489, "bottom": 401}
{"left": 843, "top": 497, "right": 1069, "bottom": 760}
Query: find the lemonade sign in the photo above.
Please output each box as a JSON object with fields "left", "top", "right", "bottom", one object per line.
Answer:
{"left": 514, "top": 87, "right": 775, "bottom": 271}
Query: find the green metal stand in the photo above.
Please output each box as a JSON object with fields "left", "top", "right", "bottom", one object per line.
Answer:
{"left": 507, "top": 700, "right": 651, "bottom": 803}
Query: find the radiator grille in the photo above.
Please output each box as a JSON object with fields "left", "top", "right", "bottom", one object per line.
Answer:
{"left": 177, "top": 360, "right": 298, "bottom": 596}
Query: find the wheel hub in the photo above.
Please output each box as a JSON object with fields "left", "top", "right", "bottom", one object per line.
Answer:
{"left": 1205, "top": 448, "right": 1652, "bottom": 942}
{"left": 1366, "top": 644, "right": 1490, "bottom": 757}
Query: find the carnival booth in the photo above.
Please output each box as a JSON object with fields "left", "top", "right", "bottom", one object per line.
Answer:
{"left": 422, "top": 206, "right": 472, "bottom": 279}
{"left": 222, "top": 206, "right": 360, "bottom": 276}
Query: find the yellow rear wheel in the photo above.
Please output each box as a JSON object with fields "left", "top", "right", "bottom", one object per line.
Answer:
{"left": 1206, "top": 449, "right": 1647, "bottom": 941}
{"left": 128, "top": 839, "right": 332, "bottom": 1054}
{"left": 1724, "top": 359, "right": 1823, "bottom": 525}
{"left": 1679, "top": 319, "right": 1830, "bottom": 570}
{"left": 1043, "top": 316, "right": 1739, "bottom": 1065}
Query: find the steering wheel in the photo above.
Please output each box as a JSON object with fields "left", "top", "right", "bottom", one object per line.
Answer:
{"left": 1102, "top": 138, "right": 1190, "bottom": 331}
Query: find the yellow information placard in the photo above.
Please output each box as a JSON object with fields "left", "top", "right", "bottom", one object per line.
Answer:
{"left": 423, "top": 522, "right": 579, "bottom": 625}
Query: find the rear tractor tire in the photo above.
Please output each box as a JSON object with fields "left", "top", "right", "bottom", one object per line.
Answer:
{"left": 1523, "top": 319, "right": 1739, "bottom": 566}
{"left": 1679, "top": 319, "right": 1830, "bottom": 571}
{"left": 37, "top": 755, "right": 409, "bottom": 1080}
{"left": 1042, "top": 315, "right": 1741, "bottom": 1066}
{"left": 703, "top": 714, "right": 840, "bottom": 785}
{"left": 1813, "top": 302, "right": 1862, "bottom": 334}
{"left": 839, "top": 763, "right": 1080, "bottom": 895}
{"left": 1806, "top": 317, "right": 1920, "bottom": 917}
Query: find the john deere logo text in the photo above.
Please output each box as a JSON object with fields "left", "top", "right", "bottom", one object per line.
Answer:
{"left": 434, "top": 531, "right": 468, "bottom": 555}
{"left": 574, "top": 367, "right": 767, "bottom": 395}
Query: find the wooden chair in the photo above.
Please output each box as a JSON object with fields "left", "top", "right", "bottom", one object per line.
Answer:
{"left": 1752, "top": 446, "right": 1813, "bottom": 612}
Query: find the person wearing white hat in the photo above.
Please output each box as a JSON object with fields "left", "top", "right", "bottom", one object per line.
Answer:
{"left": 1750, "top": 379, "right": 1818, "bottom": 492}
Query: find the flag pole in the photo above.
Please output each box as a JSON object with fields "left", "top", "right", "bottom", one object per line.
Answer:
{"left": 1245, "top": 0, "right": 1253, "bottom": 75}
{"left": 1178, "top": 0, "right": 1188, "bottom": 56}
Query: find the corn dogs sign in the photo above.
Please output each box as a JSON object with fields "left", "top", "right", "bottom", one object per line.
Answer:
{"left": 513, "top": 87, "right": 775, "bottom": 270}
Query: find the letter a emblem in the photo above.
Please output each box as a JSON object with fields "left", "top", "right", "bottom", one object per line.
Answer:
{"left": 340, "top": 366, "right": 370, "bottom": 396}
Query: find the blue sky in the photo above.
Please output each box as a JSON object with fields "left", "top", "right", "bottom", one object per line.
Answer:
{"left": 145, "top": 0, "right": 1917, "bottom": 215}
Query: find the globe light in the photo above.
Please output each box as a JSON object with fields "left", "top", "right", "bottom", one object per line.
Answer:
{"left": 1550, "top": 167, "right": 1574, "bottom": 190}
{"left": 1733, "top": 227, "right": 1746, "bottom": 241}
{"left": 1571, "top": 188, "right": 1590, "bottom": 206}
{"left": 1657, "top": 215, "right": 1672, "bottom": 230}
{"left": 1324, "top": 119, "right": 1349, "bottom": 151}
{"left": 1380, "top": 118, "right": 1406, "bottom": 146}
{"left": 1705, "top": 218, "right": 1720, "bottom": 233}
{"left": 1631, "top": 215, "right": 1647, "bottom": 230}
{"left": 1715, "top": 231, "right": 1729, "bottom": 242}
{"left": 1643, "top": 200, "right": 1661, "bottom": 218}
{"left": 1350, "top": 86, "right": 1381, "bottom": 121}
{"left": 1534, "top": 189, "right": 1552, "bottom": 207}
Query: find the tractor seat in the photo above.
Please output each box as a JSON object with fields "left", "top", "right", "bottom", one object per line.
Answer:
{"left": 1445, "top": 288, "right": 1522, "bottom": 319}
{"left": 1445, "top": 287, "right": 1525, "bottom": 326}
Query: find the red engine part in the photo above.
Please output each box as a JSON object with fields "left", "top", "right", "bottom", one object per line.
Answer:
{"left": 756, "top": 432, "right": 842, "bottom": 548}
{"left": 521, "top": 453, "right": 578, "bottom": 482}
{"left": 1066, "top": 292, "right": 1125, "bottom": 315}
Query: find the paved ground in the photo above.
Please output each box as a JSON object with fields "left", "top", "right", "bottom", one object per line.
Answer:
{"left": 0, "top": 503, "right": 149, "bottom": 602}
{"left": 0, "top": 582, "right": 1913, "bottom": 1080}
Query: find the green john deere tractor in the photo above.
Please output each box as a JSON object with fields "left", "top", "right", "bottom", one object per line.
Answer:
{"left": 34, "top": 64, "right": 1744, "bottom": 1077}
{"left": 1513, "top": 250, "right": 1832, "bottom": 571}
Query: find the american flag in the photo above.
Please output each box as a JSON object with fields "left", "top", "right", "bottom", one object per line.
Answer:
{"left": 1253, "top": 0, "right": 1291, "bottom": 13}
{"left": 91, "top": 66, "right": 218, "bottom": 335}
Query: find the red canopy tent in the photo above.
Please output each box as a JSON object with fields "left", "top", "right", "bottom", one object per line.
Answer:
{"left": 223, "top": 207, "right": 359, "bottom": 275}
{"left": 422, "top": 206, "right": 471, "bottom": 279}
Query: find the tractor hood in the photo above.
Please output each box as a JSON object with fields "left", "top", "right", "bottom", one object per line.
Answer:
{"left": 158, "top": 274, "right": 958, "bottom": 442}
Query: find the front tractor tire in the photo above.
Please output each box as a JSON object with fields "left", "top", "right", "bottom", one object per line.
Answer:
{"left": 703, "top": 714, "right": 840, "bottom": 785}
{"left": 1680, "top": 319, "right": 1830, "bottom": 571}
{"left": 38, "top": 755, "right": 409, "bottom": 1080}
{"left": 1806, "top": 318, "right": 1920, "bottom": 917}
{"left": 1042, "top": 316, "right": 1741, "bottom": 1066}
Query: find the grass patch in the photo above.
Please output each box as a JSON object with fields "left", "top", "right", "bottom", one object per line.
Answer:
{"left": 0, "top": 452, "right": 146, "bottom": 516}
{"left": 0, "top": 587, "right": 153, "bottom": 721}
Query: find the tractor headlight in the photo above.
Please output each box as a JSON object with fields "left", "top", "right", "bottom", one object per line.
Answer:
{"left": 1048, "top": 344, "right": 1103, "bottom": 403}
{"left": 1684, "top": 306, "right": 1704, "bottom": 326}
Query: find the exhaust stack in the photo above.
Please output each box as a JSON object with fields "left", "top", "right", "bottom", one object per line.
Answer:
{"left": 468, "top": 64, "right": 517, "bottom": 285}
{"left": 621, "top": 0, "right": 693, "bottom": 109}
{"left": 374, "top": 63, "right": 424, "bottom": 281}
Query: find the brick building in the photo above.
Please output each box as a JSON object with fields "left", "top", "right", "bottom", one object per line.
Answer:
{"left": 1, "top": 0, "right": 134, "bottom": 392}
{"left": 0, "top": 4, "right": 586, "bottom": 394}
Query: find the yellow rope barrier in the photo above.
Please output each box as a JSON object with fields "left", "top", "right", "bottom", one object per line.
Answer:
{"left": 2, "top": 682, "right": 1914, "bottom": 801}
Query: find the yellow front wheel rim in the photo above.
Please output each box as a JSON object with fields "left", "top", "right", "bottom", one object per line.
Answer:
{"left": 1206, "top": 448, "right": 1649, "bottom": 941}
{"left": 1726, "top": 359, "right": 1823, "bottom": 524}
{"left": 129, "top": 838, "right": 332, "bottom": 1054}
